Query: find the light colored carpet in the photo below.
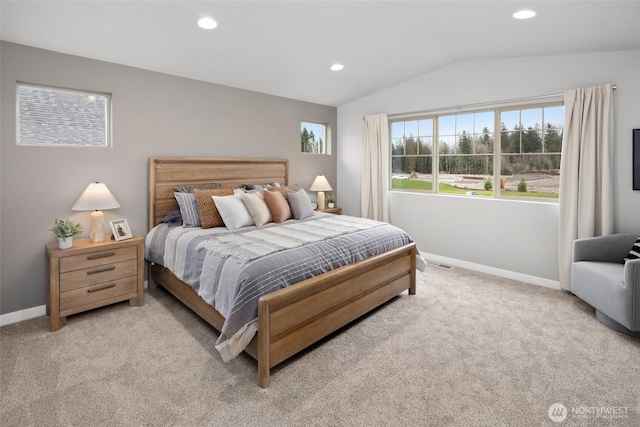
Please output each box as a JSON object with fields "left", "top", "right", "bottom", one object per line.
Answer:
{"left": 2, "top": 265, "right": 639, "bottom": 426}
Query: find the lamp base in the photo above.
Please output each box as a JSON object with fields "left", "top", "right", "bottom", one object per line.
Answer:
{"left": 317, "top": 191, "right": 326, "bottom": 210}
{"left": 89, "top": 210, "right": 105, "bottom": 243}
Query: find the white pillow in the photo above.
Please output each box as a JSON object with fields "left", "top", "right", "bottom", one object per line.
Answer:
{"left": 212, "top": 194, "right": 254, "bottom": 230}
{"left": 241, "top": 192, "right": 273, "bottom": 227}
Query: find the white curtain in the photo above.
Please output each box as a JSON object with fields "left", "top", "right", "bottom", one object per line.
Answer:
{"left": 558, "top": 84, "right": 614, "bottom": 290}
{"left": 361, "top": 114, "right": 389, "bottom": 222}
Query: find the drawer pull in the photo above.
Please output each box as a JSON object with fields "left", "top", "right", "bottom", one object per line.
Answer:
{"left": 87, "top": 266, "right": 116, "bottom": 275}
{"left": 87, "top": 252, "right": 116, "bottom": 260}
{"left": 87, "top": 284, "right": 116, "bottom": 293}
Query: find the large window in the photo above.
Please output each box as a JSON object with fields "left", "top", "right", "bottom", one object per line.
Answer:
{"left": 390, "top": 102, "right": 564, "bottom": 199}
{"left": 17, "top": 83, "right": 111, "bottom": 147}
{"left": 301, "top": 121, "right": 327, "bottom": 154}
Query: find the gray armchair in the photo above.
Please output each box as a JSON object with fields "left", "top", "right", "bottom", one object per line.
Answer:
{"left": 571, "top": 234, "right": 640, "bottom": 337}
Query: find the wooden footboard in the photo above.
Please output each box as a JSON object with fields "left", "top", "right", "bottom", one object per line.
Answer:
{"left": 257, "top": 242, "right": 416, "bottom": 387}
{"left": 149, "top": 242, "right": 416, "bottom": 387}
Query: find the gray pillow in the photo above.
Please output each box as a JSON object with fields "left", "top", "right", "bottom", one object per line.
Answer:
{"left": 286, "top": 188, "right": 315, "bottom": 220}
{"left": 174, "top": 192, "right": 201, "bottom": 227}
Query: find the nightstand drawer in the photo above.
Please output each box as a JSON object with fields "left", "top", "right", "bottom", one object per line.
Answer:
{"left": 60, "top": 276, "right": 137, "bottom": 313}
{"left": 60, "top": 246, "right": 137, "bottom": 273}
{"left": 60, "top": 259, "right": 138, "bottom": 292}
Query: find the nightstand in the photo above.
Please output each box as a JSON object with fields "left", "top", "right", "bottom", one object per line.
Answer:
{"left": 317, "top": 207, "right": 342, "bottom": 215}
{"left": 45, "top": 235, "right": 144, "bottom": 331}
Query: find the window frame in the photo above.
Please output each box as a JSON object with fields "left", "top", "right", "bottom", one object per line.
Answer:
{"left": 389, "top": 100, "right": 564, "bottom": 202}
{"left": 16, "top": 82, "right": 112, "bottom": 148}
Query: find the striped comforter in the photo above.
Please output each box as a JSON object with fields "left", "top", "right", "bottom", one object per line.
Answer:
{"left": 145, "top": 213, "right": 425, "bottom": 361}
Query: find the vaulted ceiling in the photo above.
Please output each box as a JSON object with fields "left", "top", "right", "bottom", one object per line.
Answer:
{"left": 2, "top": 1, "right": 639, "bottom": 106}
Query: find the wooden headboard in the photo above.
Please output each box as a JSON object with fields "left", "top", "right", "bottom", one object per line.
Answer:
{"left": 149, "top": 157, "right": 289, "bottom": 230}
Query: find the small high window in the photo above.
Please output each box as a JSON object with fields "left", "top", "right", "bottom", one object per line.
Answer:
{"left": 301, "top": 121, "right": 327, "bottom": 154}
{"left": 17, "top": 83, "right": 111, "bottom": 147}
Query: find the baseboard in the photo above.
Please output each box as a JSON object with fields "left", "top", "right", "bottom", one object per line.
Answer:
{"left": 421, "top": 252, "right": 561, "bottom": 290}
{"left": 0, "top": 280, "right": 150, "bottom": 327}
{"left": 0, "top": 304, "right": 46, "bottom": 327}
{"left": 2, "top": 264, "right": 558, "bottom": 327}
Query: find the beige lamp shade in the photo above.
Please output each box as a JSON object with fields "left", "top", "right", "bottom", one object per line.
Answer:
{"left": 310, "top": 175, "right": 332, "bottom": 210}
{"left": 72, "top": 182, "right": 120, "bottom": 243}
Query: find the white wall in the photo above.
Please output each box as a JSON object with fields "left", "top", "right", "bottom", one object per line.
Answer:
{"left": 338, "top": 50, "right": 640, "bottom": 284}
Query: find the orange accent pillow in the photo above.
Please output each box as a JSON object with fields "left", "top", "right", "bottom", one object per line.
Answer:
{"left": 193, "top": 188, "right": 234, "bottom": 228}
{"left": 263, "top": 189, "right": 293, "bottom": 223}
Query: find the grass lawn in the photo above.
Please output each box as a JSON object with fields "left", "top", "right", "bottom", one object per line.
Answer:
{"left": 391, "top": 178, "right": 558, "bottom": 199}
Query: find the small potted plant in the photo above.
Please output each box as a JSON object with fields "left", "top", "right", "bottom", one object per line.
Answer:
{"left": 326, "top": 193, "right": 336, "bottom": 208}
{"left": 50, "top": 218, "right": 83, "bottom": 249}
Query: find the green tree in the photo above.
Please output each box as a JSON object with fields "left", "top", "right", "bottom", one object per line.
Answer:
{"left": 522, "top": 125, "right": 542, "bottom": 153}
{"left": 518, "top": 178, "right": 527, "bottom": 192}
{"left": 478, "top": 127, "right": 493, "bottom": 151}
{"left": 309, "top": 130, "right": 316, "bottom": 153}
{"left": 484, "top": 178, "right": 493, "bottom": 191}
{"left": 415, "top": 138, "right": 432, "bottom": 174}
{"left": 405, "top": 136, "right": 418, "bottom": 173}
{"left": 439, "top": 141, "right": 453, "bottom": 174}
{"left": 544, "top": 124, "right": 562, "bottom": 153}
{"left": 457, "top": 131, "right": 473, "bottom": 174}
{"left": 301, "top": 128, "right": 310, "bottom": 152}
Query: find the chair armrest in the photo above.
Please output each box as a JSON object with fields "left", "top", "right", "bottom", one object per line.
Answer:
{"left": 625, "top": 258, "right": 640, "bottom": 287}
{"left": 625, "top": 259, "right": 640, "bottom": 331}
{"left": 572, "top": 234, "right": 637, "bottom": 263}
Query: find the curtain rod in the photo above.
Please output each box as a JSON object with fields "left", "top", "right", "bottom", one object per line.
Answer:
{"left": 364, "top": 85, "right": 617, "bottom": 120}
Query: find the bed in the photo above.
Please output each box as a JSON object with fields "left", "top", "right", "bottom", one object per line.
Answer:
{"left": 147, "top": 157, "right": 420, "bottom": 387}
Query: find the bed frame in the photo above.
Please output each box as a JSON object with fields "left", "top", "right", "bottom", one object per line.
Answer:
{"left": 148, "top": 157, "right": 417, "bottom": 387}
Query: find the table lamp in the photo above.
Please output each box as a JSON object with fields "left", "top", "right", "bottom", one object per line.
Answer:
{"left": 310, "top": 175, "right": 332, "bottom": 210}
{"left": 72, "top": 182, "right": 121, "bottom": 243}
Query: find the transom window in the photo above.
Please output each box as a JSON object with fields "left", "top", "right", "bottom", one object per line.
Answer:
{"left": 390, "top": 102, "right": 564, "bottom": 199}
{"left": 17, "top": 83, "right": 111, "bottom": 147}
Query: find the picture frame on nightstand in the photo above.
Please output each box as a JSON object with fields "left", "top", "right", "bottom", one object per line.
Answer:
{"left": 110, "top": 218, "right": 132, "bottom": 241}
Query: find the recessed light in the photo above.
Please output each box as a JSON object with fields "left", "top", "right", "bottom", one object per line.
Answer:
{"left": 513, "top": 10, "right": 536, "bottom": 19}
{"left": 330, "top": 64, "right": 344, "bottom": 71}
{"left": 198, "top": 17, "right": 217, "bottom": 29}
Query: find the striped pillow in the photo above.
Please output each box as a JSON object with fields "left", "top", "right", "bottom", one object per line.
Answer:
{"left": 625, "top": 237, "right": 640, "bottom": 262}
{"left": 174, "top": 192, "right": 201, "bottom": 227}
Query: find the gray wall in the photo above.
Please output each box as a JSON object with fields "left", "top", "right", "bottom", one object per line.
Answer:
{"left": 0, "top": 41, "right": 337, "bottom": 315}
{"left": 338, "top": 50, "right": 640, "bottom": 285}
